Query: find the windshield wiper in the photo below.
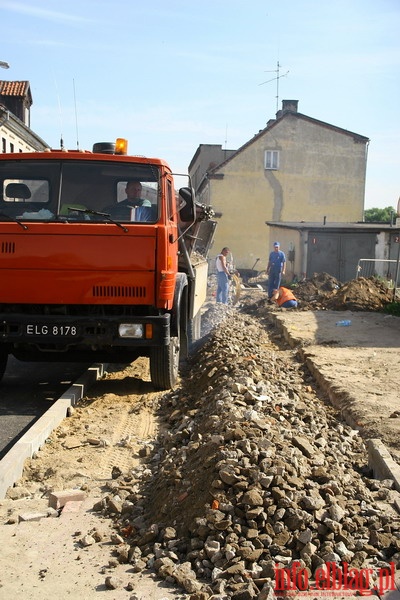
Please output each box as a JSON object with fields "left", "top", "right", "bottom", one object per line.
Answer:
{"left": 0, "top": 213, "right": 29, "bottom": 230}
{"left": 63, "top": 207, "right": 128, "bottom": 232}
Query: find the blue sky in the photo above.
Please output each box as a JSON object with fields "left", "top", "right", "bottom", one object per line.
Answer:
{"left": 1, "top": 0, "right": 399, "bottom": 210}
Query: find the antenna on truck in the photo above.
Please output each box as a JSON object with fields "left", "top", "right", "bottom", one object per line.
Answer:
{"left": 54, "top": 76, "right": 64, "bottom": 150}
{"left": 73, "top": 78, "right": 80, "bottom": 151}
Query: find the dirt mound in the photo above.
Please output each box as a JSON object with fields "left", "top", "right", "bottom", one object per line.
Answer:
{"left": 292, "top": 272, "right": 341, "bottom": 306}
{"left": 324, "top": 276, "right": 393, "bottom": 311}
{"left": 292, "top": 274, "right": 393, "bottom": 311}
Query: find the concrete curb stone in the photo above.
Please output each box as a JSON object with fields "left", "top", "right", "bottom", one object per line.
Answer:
{"left": 0, "top": 363, "right": 106, "bottom": 499}
{"left": 367, "top": 438, "right": 400, "bottom": 493}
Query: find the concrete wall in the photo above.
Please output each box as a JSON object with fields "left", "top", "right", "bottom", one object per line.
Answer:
{"left": 375, "top": 231, "right": 389, "bottom": 261}
{"left": 189, "top": 144, "right": 236, "bottom": 198}
{"left": 274, "top": 116, "right": 367, "bottom": 223}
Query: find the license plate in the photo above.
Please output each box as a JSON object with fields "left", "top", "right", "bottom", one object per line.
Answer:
{"left": 25, "top": 324, "right": 79, "bottom": 336}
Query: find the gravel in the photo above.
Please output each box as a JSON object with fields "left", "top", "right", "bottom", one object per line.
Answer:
{"left": 95, "top": 304, "right": 400, "bottom": 599}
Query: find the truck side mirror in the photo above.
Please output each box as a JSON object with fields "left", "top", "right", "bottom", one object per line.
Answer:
{"left": 178, "top": 187, "right": 195, "bottom": 222}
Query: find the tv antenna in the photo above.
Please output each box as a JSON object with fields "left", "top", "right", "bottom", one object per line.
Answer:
{"left": 259, "top": 61, "right": 289, "bottom": 112}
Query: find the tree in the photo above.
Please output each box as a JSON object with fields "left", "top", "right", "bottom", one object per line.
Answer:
{"left": 364, "top": 206, "right": 397, "bottom": 223}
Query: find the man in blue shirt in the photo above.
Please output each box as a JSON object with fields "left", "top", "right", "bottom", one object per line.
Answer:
{"left": 104, "top": 180, "right": 153, "bottom": 221}
{"left": 267, "top": 241, "right": 286, "bottom": 299}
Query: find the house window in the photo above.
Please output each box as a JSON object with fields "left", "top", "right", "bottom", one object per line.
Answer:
{"left": 264, "top": 150, "right": 279, "bottom": 170}
{"left": 1, "top": 138, "right": 5, "bottom": 153}
{"left": 10, "top": 143, "right": 14, "bottom": 153}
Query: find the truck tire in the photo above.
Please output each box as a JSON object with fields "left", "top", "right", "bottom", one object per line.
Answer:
{"left": 150, "top": 333, "right": 180, "bottom": 391}
{"left": 0, "top": 352, "right": 8, "bottom": 382}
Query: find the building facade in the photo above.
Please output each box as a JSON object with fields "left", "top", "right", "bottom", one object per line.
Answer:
{"left": 0, "top": 80, "right": 48, "bottom": 153}
{"left": 266, "top": 221, "right": 400, "bottom": 283}
{"left": 188, "top": 144, "right": 236, "bottom": 194}
{"left": 189, "top": 100, "right": 369, "bottom": 272}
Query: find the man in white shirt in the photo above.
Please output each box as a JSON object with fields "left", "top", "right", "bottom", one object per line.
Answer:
{"left": 215, "top": 247, "right": 231, "bottom": 304}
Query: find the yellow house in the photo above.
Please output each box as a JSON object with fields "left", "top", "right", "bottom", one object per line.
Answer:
{"left": 189, "top": 100, "right": 369, "bottom": 273}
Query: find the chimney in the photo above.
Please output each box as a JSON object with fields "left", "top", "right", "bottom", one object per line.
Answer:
{"left": 276, "top": 99, "right": 299, "bottom": 119}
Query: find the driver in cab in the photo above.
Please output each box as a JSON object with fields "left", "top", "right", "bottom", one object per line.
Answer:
{"left": 104, "top": 179, "right": 153, "bottom": 221}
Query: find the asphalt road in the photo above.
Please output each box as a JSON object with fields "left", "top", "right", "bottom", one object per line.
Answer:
{"left": 0, "top": 356, "right": 90, "bottom": 459}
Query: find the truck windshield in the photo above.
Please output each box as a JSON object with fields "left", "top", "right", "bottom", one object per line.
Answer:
{"left": 0, "top": 160, "right": 160, "bottom": 223}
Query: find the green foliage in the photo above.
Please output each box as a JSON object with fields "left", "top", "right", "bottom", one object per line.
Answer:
{"left": 364, "top": 206, "right": 397, "bottom": 223}
{"left": 384, "top": 302, "right": 400, "bottom": 317}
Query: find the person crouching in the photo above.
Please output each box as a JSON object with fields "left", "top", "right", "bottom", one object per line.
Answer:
{"left": 271, "top": 286, "right": 298, "bottom": 308}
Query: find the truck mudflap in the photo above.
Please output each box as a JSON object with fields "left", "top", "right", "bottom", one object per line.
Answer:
{"left": 0, "top": 312, "right": 171, "bottom": 351}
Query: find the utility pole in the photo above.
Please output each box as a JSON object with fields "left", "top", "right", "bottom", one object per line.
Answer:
{"left": 259, "top": 61, "right": 289, "bottom": 112}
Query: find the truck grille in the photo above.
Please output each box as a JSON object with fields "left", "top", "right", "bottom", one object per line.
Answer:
{"left": 1, "top": 241, "right": 16, "bottom": 254}
{"left": 92, "top": 285, "right": 147, "bottom": 299}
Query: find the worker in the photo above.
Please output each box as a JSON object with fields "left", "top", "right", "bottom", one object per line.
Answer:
{"left": 215, "top": 247, "right": 231, "bottom": 304}
{"left": 267, "top": 241, "right": 286, "bottom": 299}
{"left": 271, "top": 286, "right": 298, "bottom": 308}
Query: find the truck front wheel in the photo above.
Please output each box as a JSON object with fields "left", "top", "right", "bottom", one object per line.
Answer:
{"left": 0, "top": 351, "right": 8, "bottom": 382}
{"left": 150, "top": 334, "right": 180, "bottom": 391}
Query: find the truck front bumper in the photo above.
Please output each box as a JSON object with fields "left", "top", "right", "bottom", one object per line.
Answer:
{"left": 0, "top": 312, "right": 171, "bottom": 351}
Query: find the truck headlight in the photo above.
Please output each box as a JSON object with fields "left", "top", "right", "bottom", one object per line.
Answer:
{"left": 119, "top": 323, "right": 144, "bottom": 338}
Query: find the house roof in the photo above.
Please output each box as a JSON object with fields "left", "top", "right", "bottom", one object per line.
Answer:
{"left": 208, "top": 105, "right": 370, "bottom": 175}
{"left": 266, "top": 221, "right": 399, "bottom": 233}
{"left": 0, "top": 80, "right": 32, "bottom": 103}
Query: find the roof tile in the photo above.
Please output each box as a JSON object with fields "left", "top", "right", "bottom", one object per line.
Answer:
{"left": 0, "top": 80, "right": 30, "bottom": 97}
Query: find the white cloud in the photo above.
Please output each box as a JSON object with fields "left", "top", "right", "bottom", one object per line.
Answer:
{"left": 0, "top": 1, "right": 91, "bottom": 24}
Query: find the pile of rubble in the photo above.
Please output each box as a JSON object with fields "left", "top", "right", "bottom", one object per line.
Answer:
{"left": 291, "top": 273, "right": 393, "bottom": 311}
{"left": 96, "top": 307, "right": 400, "bottom": 599}
{"left": 323, "top": 277, "right": 394, "bottom": 311}
{"left": 289, "top": 272, "right": 341, "bottom": 308}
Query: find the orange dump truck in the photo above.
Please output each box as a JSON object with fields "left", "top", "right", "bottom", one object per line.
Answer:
{"left": 0, "top": 139, "right": 216, "bottom": 390}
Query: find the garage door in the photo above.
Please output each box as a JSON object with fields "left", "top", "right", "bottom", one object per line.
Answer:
{"left": 307, "top": 232, "right": 376, "bottom": 282}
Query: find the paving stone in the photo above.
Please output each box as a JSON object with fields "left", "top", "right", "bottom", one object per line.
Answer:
{"left": 48, "top": 490, "right": 86, "bottom": 510}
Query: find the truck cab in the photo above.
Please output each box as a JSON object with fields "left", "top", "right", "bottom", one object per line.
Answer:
{"left": 0, "top": 139, "right": 216, "bottom": 390}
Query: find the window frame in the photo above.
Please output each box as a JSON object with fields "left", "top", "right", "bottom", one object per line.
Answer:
{"left": 264, "top": 150, "right": 279, "bottom": 170}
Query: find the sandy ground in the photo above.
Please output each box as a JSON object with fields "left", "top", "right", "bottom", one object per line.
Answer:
{"left": 0, "top": 304, "right": 399, "bottom": 599}
{"left": 271, "top": 308, "right": 400, "bottom": 463}
{"left": 0, "top": 358, "right": 186, "bottom": 600}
